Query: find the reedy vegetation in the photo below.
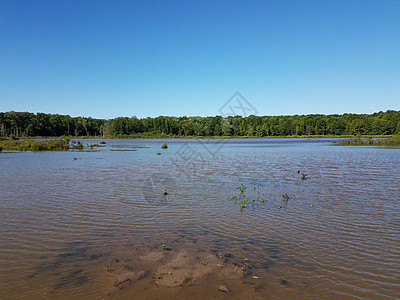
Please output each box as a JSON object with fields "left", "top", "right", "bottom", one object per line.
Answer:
{"left": 0, "top": 138, "right": 70, "bottom": 151}
{"left": 337, "top": 135, "right": 400, "bottom": 146}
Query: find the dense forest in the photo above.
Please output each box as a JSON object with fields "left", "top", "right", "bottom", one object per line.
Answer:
{"left": 1, "top": 110, "right": 399, "bottom": 138}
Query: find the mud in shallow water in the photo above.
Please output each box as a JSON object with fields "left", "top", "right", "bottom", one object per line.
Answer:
{"left": 24, "top": 235, "right": 271, "bottom": 299}
{"left": 102, "top": 236, "right": 267, "bottom": 300}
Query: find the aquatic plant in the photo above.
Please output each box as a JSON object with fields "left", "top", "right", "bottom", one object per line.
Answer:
{"left": 243, "top": 194, "right": 248, "bottom": 205}
{"left": 241, "top": 256, "right": 248, "bottom": 271}
{"left": 0, "top": 138, "right": 70, "bottom": 151}
{"left": 161, "top": 143, "right": 168, "bottom": 149}
{"left": 337, "top": 135, "right": 400, "bottom": 146}
{"left": 160, "top": 243, "right": 166, "bottom": 250}
{"left": 100, "top": 141, "right": 106, "bottom": 144}
{"left": 156, "top": 152, "right": 161, "bottom": 155}
{"left": 227, "top": 195, "right": 238, "bottom": 201}
{"left": 73, "top": 141, "right": 84, "bottom": 150}
{"left": 228, "top": 184, "right": 297, "bottom": 211}
{"left": 237, "top": 184, "right": 246, "bottom": 195}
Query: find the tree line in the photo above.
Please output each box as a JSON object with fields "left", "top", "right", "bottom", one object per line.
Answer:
{"left": 1, "top": 110, "right": 399, "bottom": 138}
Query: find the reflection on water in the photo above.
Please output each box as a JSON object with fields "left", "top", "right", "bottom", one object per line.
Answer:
{"left": 0, "top": 138, "right": 399, "bottom": 299}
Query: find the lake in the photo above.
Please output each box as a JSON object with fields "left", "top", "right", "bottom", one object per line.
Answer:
{"left": 0, "top": 138, "right": 399, "bottom": 299}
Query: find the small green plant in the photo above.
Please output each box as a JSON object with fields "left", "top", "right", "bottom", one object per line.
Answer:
{"left": 9, "top": 134, "right": 15, "bottom": 140}
{"left": 228, "top": 184, "right": 297, "bottom": 211}
{"left": 74, "top": 141, "right": 84, "bottom": 150}
{"left": 160, "top": 243, "right": 166, "bottom": 250}
{"left": 237, "top": 184, "right": 246, "bottom": 195}
{"left": 100, "top": 141, "right": 106, "bottom": 144}
{"left": 156, "top": 152, "right": 161, "bottom": 155}
{"left": 243, "top": 195, "right": 248, "bottom": 206}
{"left": 227, "top": 195, "right": 238, "bottom": 201}
{"left": 73, "top": 157, "right": 77, "bottom": 160}
{"left": 241, "top": 256, "right": 248, "bottom": 271}
{"left": 161, "top": 143, "right": 168, "bottom": 149}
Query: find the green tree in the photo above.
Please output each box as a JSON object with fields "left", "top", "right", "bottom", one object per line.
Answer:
{"left": 350, "top": 118, "right": 370, "bottom": 135}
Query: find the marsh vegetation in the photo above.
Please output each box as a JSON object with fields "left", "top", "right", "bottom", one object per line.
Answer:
{"left": 336, "top": 135, "right": 400, "bottom": 146}
{"left": 0, "top": 138, "right": 152, "bottom": 152}
{"left": 0, "top": 138, "right": 70, "bottom": 151}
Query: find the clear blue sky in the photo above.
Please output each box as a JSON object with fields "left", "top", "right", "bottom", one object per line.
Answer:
{"left": 1, "top": 0, "right": 399, "bottom": 119}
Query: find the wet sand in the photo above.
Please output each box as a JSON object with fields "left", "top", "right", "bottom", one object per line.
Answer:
{"left": 101, "top": 236, "right": 265, "bottom": 299}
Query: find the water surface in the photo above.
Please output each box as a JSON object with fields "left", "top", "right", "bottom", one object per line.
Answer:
{"left": 0, "top": 138, "right": 399, "bottom": 299}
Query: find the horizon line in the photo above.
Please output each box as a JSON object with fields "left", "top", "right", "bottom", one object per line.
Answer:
{"left": 1, "top": 109, "right": 400, "bottom": 120}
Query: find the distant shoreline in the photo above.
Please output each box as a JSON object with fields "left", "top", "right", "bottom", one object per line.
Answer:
{"left": 2, "top": 111, "right": 399, "bottom": 138}
{"left": 14, "top": 134, "right": 394, "bottom": 140}
{"left": 2, "top": 135, "right": 399, "bottom": 151}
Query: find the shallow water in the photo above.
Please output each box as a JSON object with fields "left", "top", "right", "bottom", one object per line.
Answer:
{"left": 0, "top": 138, "right": 399, "bottom": 299}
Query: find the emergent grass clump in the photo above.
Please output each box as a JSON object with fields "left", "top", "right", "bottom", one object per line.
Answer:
{"left": 0, "top": 138, "right": 70, "bottom": 151}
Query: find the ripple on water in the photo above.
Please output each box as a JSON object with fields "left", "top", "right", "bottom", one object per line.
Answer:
{"left": 0, "top": 139, "right": 399, "bottom": 299}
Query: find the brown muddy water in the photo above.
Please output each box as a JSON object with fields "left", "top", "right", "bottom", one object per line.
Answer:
{"left": 0, "top": 138, "right": 399, "bottom": 299}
